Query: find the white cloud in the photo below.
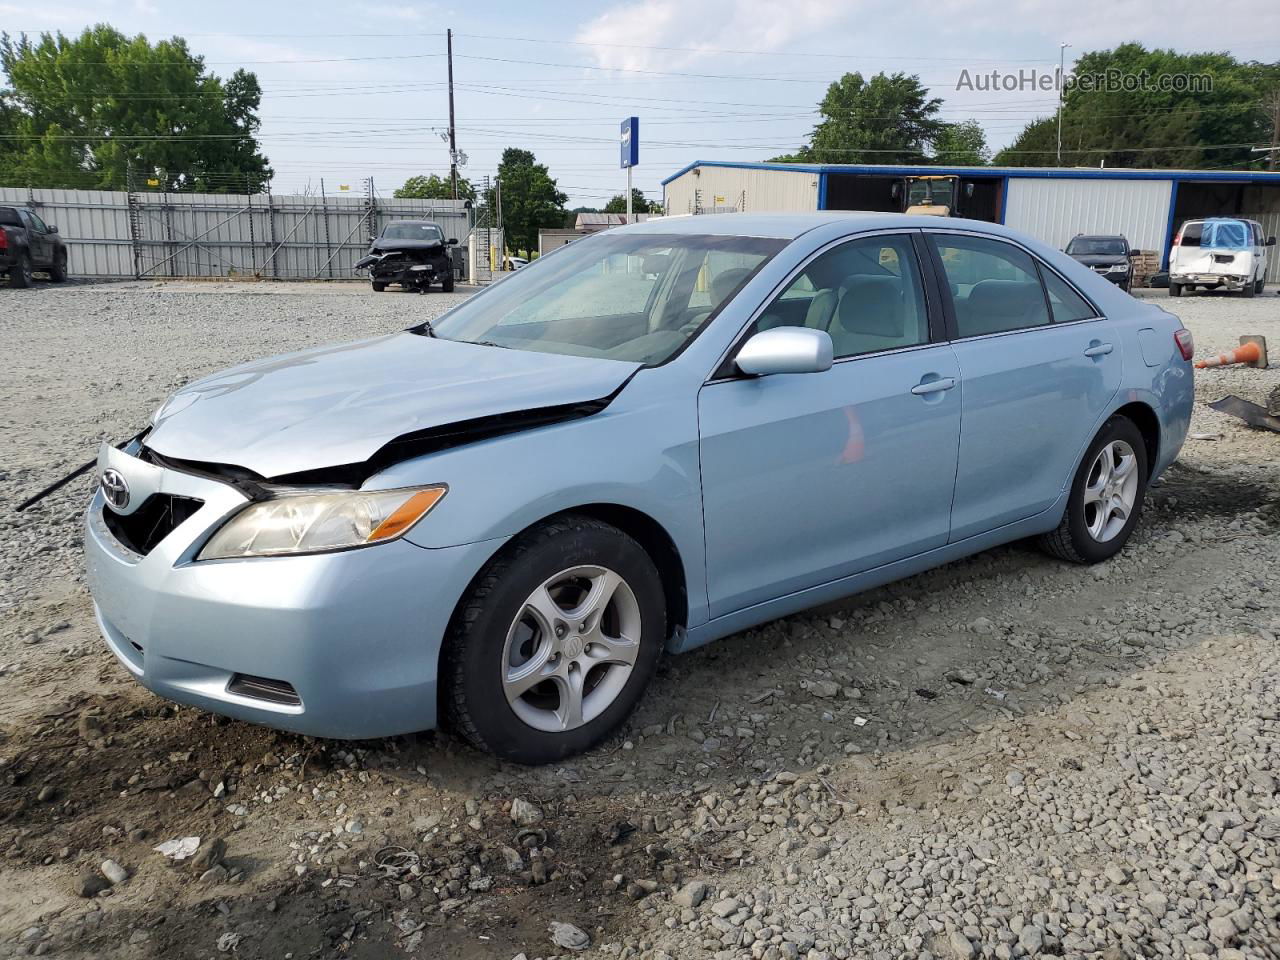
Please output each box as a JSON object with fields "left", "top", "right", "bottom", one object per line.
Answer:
{"left": 573, "top": 0, "right": 844, "bottom": 71}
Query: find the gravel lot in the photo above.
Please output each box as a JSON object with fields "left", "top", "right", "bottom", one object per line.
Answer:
{"left": 1, "top": 280, "right": 1278, "bottom": 960}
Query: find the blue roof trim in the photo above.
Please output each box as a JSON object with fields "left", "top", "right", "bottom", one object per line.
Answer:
{"left": 661, "top": 160, "right": 1280, "bottom": 186}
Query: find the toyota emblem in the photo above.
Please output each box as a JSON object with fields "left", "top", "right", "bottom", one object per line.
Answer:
{"left": 100, "top": 468, "right": 131, "bottom": 510}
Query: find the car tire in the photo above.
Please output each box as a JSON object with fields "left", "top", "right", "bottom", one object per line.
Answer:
{"left": 1254, "top": 277, "right": 1265, "bottom": 295}
{"left": 371, "top": 280, "right": 387, "bottom": 292}
{"left": 1038, "top": 416, "right": 1148, "bottom": 565}
{"left": 49, "top": 249, "right": 68, "bottom": 283}
{"left": 1242, "top": 280, "right": 1255, "bottom": 298}
{"left": 442, "top": 515, "right": 666, "bottom": 764}
{"left": 441, "top": 275, "right": 455, "bottom": 293}
{"left": 1169, "top": 282, "right": 1182, "bottom": 298}
{"left": 9, "top": 252, "right": 33, "bottom": 288}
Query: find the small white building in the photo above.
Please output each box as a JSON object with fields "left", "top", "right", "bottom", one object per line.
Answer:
{"left": 662, "top": 161, "right": 1280, "bottom": 278}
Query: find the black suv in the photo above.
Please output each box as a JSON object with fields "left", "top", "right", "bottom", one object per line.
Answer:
{"left": 1065, "top": 235, "right": 1136, "bottom": 292}
{"left": 0, "top": 205, "right": 69, "bottom": 288}
{"left": 355, "top": 220, "right": 458, "bottom": 293}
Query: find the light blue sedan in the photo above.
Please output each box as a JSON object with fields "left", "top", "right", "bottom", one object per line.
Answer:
{"left": 84, "top": 214, "right": 1194, "bottom": 763}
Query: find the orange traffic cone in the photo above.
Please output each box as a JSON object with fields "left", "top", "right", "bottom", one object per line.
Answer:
{"left": 1196, "top": 341, "right": 1264, "bottom": 369}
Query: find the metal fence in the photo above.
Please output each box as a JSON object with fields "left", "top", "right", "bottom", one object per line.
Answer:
{"left": 0, "top": 185, "right": 480, "bottom": 281}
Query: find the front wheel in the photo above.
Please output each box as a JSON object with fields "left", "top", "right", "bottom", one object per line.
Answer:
{"left": 441, "top": 274, "right": 455, "bottom": 293}
{"left": 371, "top": 280, "right": 387, "bottom": 292}
{"left": 1038, "top": 416, "right": 1148, "bottom": 565}
{"left": 442, "top": 516, "right": 665, "bottom": 764}
{"left": 49, "top": 249, "right": 68, "bottom": 282}
{"left": 1242, "top": 280, "right": 1256, "bottom": 298}
{"left": 1169, "top": 282, "right": 1182, "bottom": 298}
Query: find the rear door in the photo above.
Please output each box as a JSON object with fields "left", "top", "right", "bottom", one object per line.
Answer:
{"left": 927, "top": 231, "right": 1123, "bottom": 542}
{"left": 698, "top": 231, "right": 962, "bottom": 617}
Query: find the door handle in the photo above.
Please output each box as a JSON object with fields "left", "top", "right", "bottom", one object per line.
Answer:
{"left": 1083, "top": 342, "right": 1114, "bottom": 358}
{"left": 910, "top": 377, "right": 957, "bottom": 396}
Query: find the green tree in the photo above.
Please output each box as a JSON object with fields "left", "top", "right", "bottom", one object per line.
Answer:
{"left": 602, "top": 188, "right": 659, "bottom": 214}
{"left": 0, "top": 25, "right": 271, "bottom": 192}
{"left": 995, "top": 43, "right": 1274, "bottom": 168}
{"left": 773, "top": 72, "right": 944, "bottom": 164}
{"left": 494, "top": 148, "right": 567, "bottom": 256}
{"left": 931, "top": 120, "right": 990, "bottom": 165}
{"left": 393, "top": 173, "right": 476, "bottom": 201}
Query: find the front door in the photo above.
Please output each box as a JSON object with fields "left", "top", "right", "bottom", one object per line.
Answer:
{"left": 698, "top": 232, "right": 962, "bottom": 619}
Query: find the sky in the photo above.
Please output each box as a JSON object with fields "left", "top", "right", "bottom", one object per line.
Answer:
{"left": 4, "top": 0, "right": 1280, "bottom": 206}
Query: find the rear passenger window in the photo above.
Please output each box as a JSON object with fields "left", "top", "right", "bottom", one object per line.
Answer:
{"left": 757, "top": 234, "right": 930, "bottom": 359}
{"left": 1041, "top": 269, "right": 1096, "bottom": 323}
{"left": 930, "top": 235, "right": 1050, "bottom": 337}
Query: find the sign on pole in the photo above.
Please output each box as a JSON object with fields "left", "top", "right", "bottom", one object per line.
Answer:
{"left": 621, "top": 117, "right": 639, "bottom": 224}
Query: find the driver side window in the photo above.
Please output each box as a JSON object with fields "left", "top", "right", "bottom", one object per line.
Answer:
{"left": 757, "top": 234, "right": 930, "bottom": 360}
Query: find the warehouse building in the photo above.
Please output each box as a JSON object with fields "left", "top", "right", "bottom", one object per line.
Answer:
{"left": 661, "top": 161, "right": 1280, "bottom": 279}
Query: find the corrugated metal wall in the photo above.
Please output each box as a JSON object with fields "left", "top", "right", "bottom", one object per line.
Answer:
{"left": 664, "top": 166, "right": 819, "bottom": 215}
{"left": 0, "top": 187, "right": 472, "bottom": 280}
{"left": 1004, "top": 178, "right": 1174, "bottom": 258}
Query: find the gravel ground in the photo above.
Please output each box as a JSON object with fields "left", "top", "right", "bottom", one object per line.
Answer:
{"left": 0, "top": 280, "right": 1278, "bottom": 960}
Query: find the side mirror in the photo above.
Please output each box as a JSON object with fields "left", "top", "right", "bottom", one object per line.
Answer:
{"left": 47, "top": 224, "right": 58, "bottom": 234}
{"left": 448, "top": 238, "right": 458, "bottom": 245}
{"left": 890, "top": 182, "right": 902, "bottom": 200}
{"left": 1267, "top": 236, "right": 1276, "bottom": 246}
{"left": 735, "top": 327, "right": 833, "bottom": 377}
{"left": 964, "top": 182, "right": 975, "bottom": 199}
{"left": 1128, "top": 249, "right": 1141, "bottom": 258}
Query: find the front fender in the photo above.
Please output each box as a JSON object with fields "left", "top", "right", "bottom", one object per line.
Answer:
{"left": 365, "top": 367, "right": 710, "bottom": 626}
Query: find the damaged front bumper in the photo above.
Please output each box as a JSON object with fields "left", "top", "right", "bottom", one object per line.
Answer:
{"left": 84, "top": 444, "right": 503, "bottom": 739}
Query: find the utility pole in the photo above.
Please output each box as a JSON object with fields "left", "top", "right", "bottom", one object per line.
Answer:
{"left": 1267, "top": 87, "right": 1280, "bottom": 171}
{"left": 1057, "top": 42, "right": 1071, "bottom": 166}
{"left": 447, "top": 28, "right": 458, "bottom": 200}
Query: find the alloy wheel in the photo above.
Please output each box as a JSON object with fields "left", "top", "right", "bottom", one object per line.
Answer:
{"left": 501, "top": 565, "right": 641, "bottom": 733}
{"left": 1083, "top": 439, "right": 1139, "bottom": 542}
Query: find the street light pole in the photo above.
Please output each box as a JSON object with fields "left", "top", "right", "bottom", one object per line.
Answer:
{"left": 1057, "top": 42, "right": 1071, "bottom": 166}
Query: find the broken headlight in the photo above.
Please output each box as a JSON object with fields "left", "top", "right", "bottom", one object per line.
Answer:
{"left": 197, "top": 485, "right": 446, "bottom": 560}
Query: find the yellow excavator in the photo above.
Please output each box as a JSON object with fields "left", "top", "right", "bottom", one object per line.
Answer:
{"left": 895, "top": 175, "right": 974, "bottom": 217}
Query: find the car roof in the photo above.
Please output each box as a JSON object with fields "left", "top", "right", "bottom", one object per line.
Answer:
{"left": 384, "top": 220, "right": 441, "bottom": 227}
{"left": 614, "top": 211, "right": 1031, "bottom": 240}
{"left": 1072, "top": 234, "right": 1126, "bottom": 240}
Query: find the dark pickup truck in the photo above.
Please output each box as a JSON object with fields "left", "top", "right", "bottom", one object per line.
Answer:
{"left": 1, "top": 205, "right": 69, "bottom": 288}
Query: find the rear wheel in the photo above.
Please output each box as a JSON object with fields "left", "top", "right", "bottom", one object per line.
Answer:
{"left": 1038, "top": 416, "right": 1148, "bottom": 565}
{"left": 49, "top": 249, "right": 68, "bottom": 282}
{"left": 441, "top": 274, "right": 455, "bottom": 293}
{"left": 443, "top": 515, "right": 665, "bottom": 764}
{"left": 9, "top": 252, "right": 33, "bottom": 288}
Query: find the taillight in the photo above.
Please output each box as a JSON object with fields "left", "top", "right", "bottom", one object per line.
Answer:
{"left": 1174, "top": 328, "right": 1194, "bottom": 362}
{"left": 1171, "top": 234, "right": 1179, "bottom": 246}
{"left": 0, "top": 229, "right": 7, "bottom": 250}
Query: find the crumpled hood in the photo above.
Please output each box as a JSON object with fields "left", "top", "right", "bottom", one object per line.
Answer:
{"left": 369, "top": 237, "right": 447, "bottom": 255}
{"left": 146, "top": 333, "right": 640, "bottom": 479}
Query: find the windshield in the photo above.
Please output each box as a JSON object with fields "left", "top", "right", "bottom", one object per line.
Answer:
{"left": 429, "top": 231, "right": 785, "bottom": 364}
{"left": 382, "top": 222, "right": 443, "bottom": 241}
{"left": 1068, "top": 238, "right": 1126, "bottom": 256}
{"left": 907, "top": 179, "right": 955, "bottom": 208}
